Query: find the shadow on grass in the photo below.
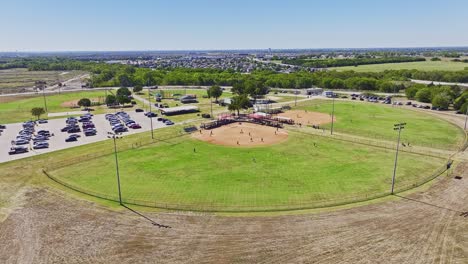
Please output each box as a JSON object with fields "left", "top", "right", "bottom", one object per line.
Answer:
{"left": 122, "top": 204, "right": 171, "bottom": 229}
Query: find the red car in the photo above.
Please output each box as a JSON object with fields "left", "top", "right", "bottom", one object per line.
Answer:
{"left": 129, "top": 123, "right": 141, "bottom": 129}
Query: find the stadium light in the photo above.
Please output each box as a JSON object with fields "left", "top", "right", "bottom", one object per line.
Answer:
{"left": 330, "top": 94, "right": 336, "bottom": 135}
{"left": 108, "top": 131, "right": 123, "bottom": 205}
{"left": 391, "top": 122, "right": 406, "bottom": 194}
{"left": 147, "top": 84, "right": 154, "bottom": 140}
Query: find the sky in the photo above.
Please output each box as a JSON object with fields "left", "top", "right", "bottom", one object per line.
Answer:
{"left": 1, "top": 0, "right": 468, "bottom": 51}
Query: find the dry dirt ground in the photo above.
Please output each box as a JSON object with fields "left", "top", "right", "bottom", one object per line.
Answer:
{"left": 60, "top": 97, "right": 103, "bottom": 108}
{"left": 192, "top": 123, "right": 288, "bottom": 147}
{"left": 278, "top": 110, "right": 335, "bottom": 126}
{"left": 0, "top": 163, "right": 466, "bottom": 263}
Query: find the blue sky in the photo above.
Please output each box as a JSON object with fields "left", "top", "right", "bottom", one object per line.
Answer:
{"left": 1, "top": 0, "right": 467, "bottom": 51}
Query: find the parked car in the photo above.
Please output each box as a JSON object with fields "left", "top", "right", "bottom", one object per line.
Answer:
{"left": 69, "top": 134, "right": 81, "bottom": 138}
{"left": 67, "top": 127, "right": 81, "bottom": 133}
{"left": 145, "top": 112, "right": 157, "bottom": 117}
{"left": 33, "top": 142, "right": 49, "bottom": 149}
{"left": 129, "top": 123, "right": 141, "bottom": 129}
{"left": 84, "top": 130, "right": 97, "bottom": 136}
{"left": 0, "top": 124, "right": 6, "bottom": 129}
{"left": 65, "top": 136, "right": 78, "bottom": 142}
{"left": 164, "top": 120, "right": 174, "bottom": 125}
{"left": 37, "top": 119, "right": 48, "bottom": 124}
{"left": 113, "top": 127, "right": 128, "bottom": 133}
{"left": 14, "top": 139, "right": 30, "bottom": 145}
{"left": 135, "top": 108, "right": 144, "bottom": 113}
{"left": 8, "top": 146, "right": 29, "bottom": 155}
{"left": 405, "top": 101, "right": 412, "bottom": 105}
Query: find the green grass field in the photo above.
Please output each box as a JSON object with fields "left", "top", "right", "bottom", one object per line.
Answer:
{"left": 331, "top": 60, "right": 468, "bottom": 72}
{"left": 49, "top": 129, "right": 444, "bottom": 211}
{"left": 297, "top": 100, "right": 464, "bottom": 149}
{"left": 0, "top": 90, "right": 131, "bottom": 123}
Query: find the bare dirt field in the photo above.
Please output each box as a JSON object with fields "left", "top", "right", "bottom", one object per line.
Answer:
{"left": 0, "top": 162, "right": 466, "bottom": 263}
{"left": 279, "top": 110, "right": 335, "bottom": 126}
{"left": 60, "top": 97, "right": 103, "bottom": 108}
{"left": 192, "top": 122, "right": 288, "bottom": 147}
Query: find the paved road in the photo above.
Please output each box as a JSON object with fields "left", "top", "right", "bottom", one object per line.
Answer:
{"left": 0, "top": 110, "right": 168, "bottom": 163}
{"left": 411, "top": 79, "right": 468, "bottom": 87}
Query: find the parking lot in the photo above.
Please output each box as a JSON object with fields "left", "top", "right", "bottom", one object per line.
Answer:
{"left": 0, "top": 110, "right": 169, "bottom": 163}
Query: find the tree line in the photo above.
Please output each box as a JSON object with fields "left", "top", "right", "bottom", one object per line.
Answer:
{"left": 2, "top": 58, "right": 468, "bottom": 92}
{"left": 282, "top": 57, "right": 426, "bottom": 68}
{"left": 405, "top": 83, "right": 467, "bottom": 111}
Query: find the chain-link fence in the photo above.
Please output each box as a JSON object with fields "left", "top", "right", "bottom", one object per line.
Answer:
{"left": 43, "top": 160, "right": 451, "bottom": 212}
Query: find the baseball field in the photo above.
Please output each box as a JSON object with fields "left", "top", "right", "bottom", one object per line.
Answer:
{"left": 45, "top": 100, "right": 461, "bottom": 212}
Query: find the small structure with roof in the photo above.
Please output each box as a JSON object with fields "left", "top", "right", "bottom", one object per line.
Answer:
{"left": 160, "top": 105, "right": 199, "bottom": 116}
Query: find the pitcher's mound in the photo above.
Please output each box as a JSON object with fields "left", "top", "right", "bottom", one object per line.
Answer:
{"left": 192, "top": 123, "right": 288, "bottom": 147}
{"left": 279, "top": 110, "right": 334, "bottom": 125}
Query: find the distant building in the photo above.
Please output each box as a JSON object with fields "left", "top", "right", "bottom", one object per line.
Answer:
{"left": 306, "top": 88, "right": 323, "bottom": 96}
{"left": 322, "top": 91, "right": 335, "bottom": 98}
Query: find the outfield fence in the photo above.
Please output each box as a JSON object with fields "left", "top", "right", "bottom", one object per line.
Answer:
{"left": 42, "top": 158, "right": 452, "bottom": 212}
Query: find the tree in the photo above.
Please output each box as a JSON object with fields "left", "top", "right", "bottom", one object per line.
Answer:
{"left": 228, "top": 95, "right": 250, "bottom": 115}
{"left": 117, "top": 73, "right": 133, "bottom": 87}
{"left": 415, "top": 88, "right": 432, "bottom": 103}
{"left": 133, "top": 85, "right": 143, "bottom": 94}
{"left": 207, "top": 85, "right": 223, "bottom": 102}
{"left": 105, "top": 95, "right": 117, "bottom": 106}
{"left": 431, "top": 94, "right": 450, "bottom": 110}
{"left": 77, "top": 98, "right": 91, "bottom": 108}
{"left": 31, "top": 107, "right": 45, "bottom": 120}
{"left": 117, "top": 87, "right": 132, "bottom": 97}
{"left": 116, "top": 94, "right": 131, "bottom": 105}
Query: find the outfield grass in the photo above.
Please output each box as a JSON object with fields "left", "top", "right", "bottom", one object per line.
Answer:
{"left": 297, "top": 100, "right": 464, "bottom": 149}
{"left": 0, "top": 90, "right": 126, "bottom": 123}
{"left": 331, "top": 60, "right": 468, "bottom": 72}
{"left": 49, "top": 129, "right": 444, "bottom": 211}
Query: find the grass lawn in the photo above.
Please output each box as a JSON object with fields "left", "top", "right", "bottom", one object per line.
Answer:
{"left": 331, "top": 60, "right": 468, "bottom": 72}
{"left": 0, "top": 90, "right": 142, "bottom": 124}
{"left": 296, "top": 100, "right": 464, "bottom": 149}
{"left": 49, "top": 130, "right": 444, "bottom": 211}
{"left": 141, "top": 89, "right": 232, "bottom": 122}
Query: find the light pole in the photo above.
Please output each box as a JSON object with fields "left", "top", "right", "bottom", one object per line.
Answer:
{"left": 464, "top": 107, "right": 468, "bottom": 130}
{"left": 391, "top": 122, "right": 406, "bottom": 195}
{"left": 295, "top": 89, "right": 298, "bottom": 106}
{"left": 147, "top": 87, "right": 154, "bottom": 140}
{"left": 108, "top": 132, "right": 123, "bottom": 205}
{"left": 330, "top": 95, "right": 335, "bottom": 135}
{"left": 40, "top": 83, "right": 48, "bottom": 112}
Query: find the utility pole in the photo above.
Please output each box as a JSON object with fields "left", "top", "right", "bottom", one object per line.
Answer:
{"left": 464, "top": 107, "right": 468, "bottom": 130}
{"left": 42, "top": 86, "right": 48, "bottom": 112}
{"left": 330, "top": 95, "right": 335, "bottom": 135}
{"left": 295, "top": 89, "right": 298, "bottom": 106}
{"left": 37, "top": 81, "right": 48, "bottom": 112}
{"left": 391, "top": 122, "right": 406, "bottom": 194}
{"left": 147, "top": 86, "right": 154, "bottom": 140}
{"left": 108, "top": 132, "right": 123, "bottom": 205}
{"left": 210, "top": 97, "right": 213, "bottom": 118}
